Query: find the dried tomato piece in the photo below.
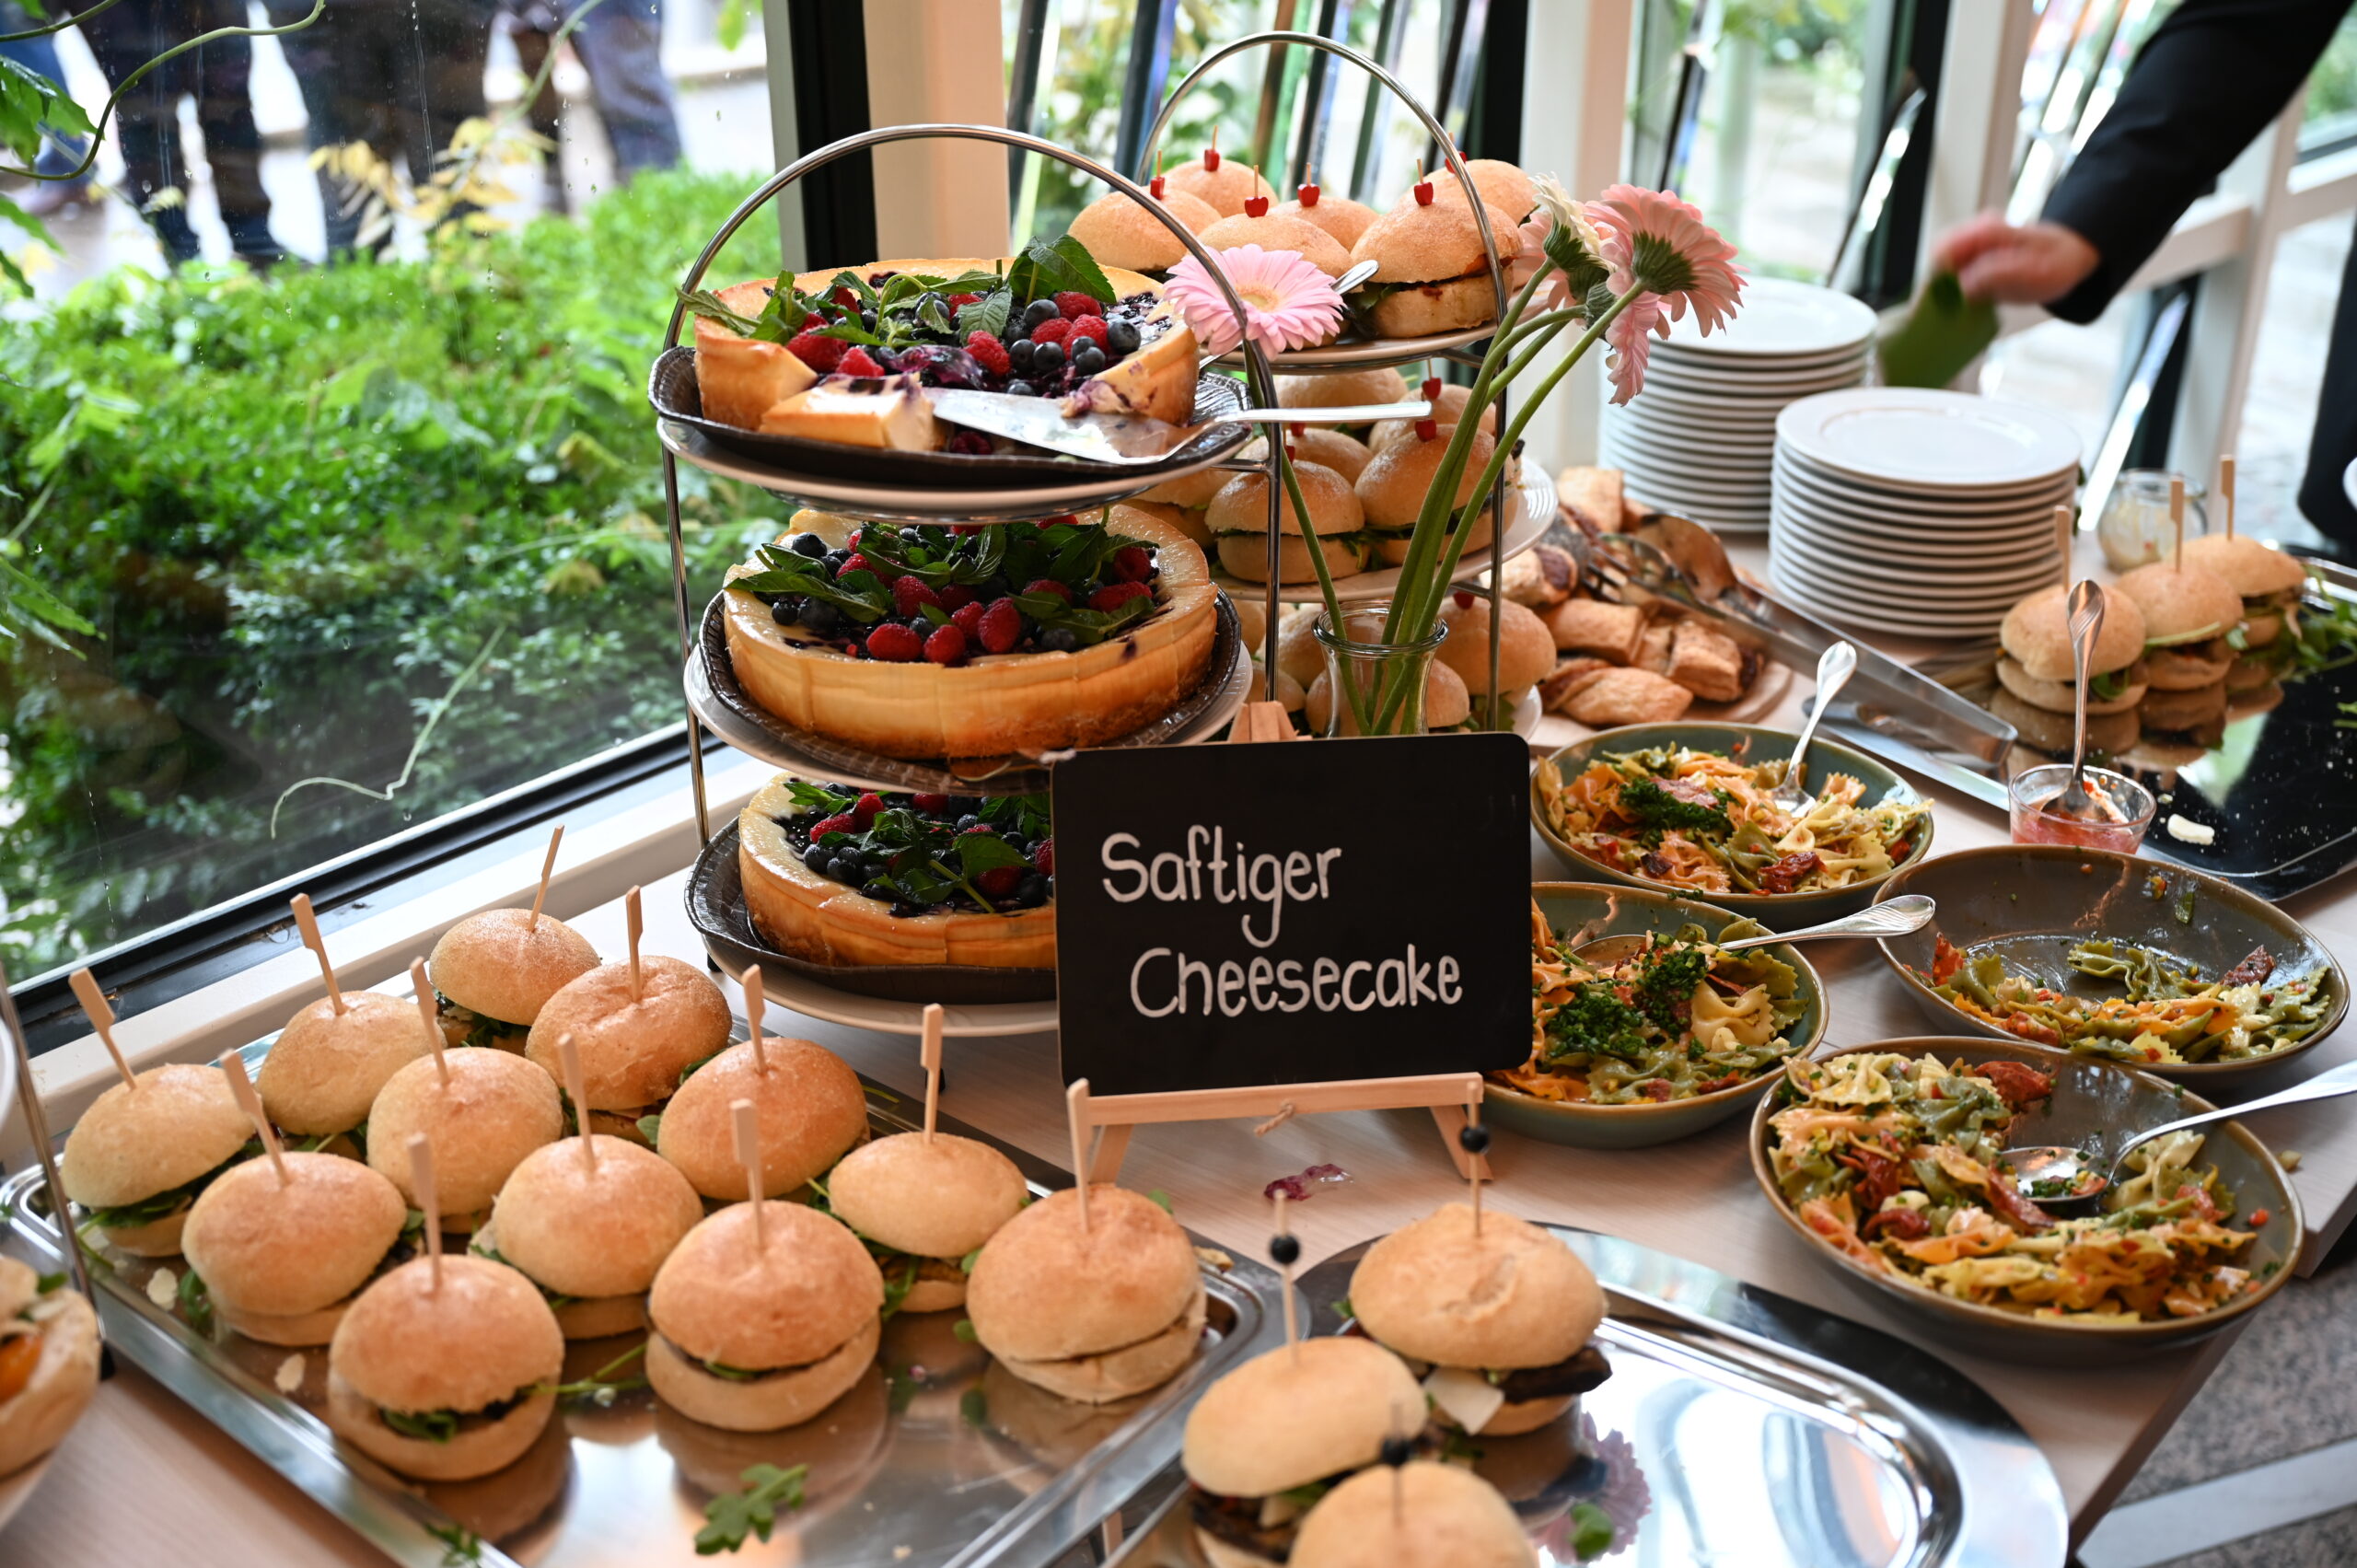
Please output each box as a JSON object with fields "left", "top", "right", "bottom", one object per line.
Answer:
{"left": 1861, "top": 1207, "right": 1931, "bottom": 1243}
{"left": 1977, "top": 1059, "right": 2058, "bottom": 1109}
{"left": 1758, "top": 850, "right": 1824, "bottom": 895}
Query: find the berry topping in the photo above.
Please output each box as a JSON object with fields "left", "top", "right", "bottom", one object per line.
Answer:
{"left": 977, "top": 598, "right": 1024, "bottom": 654}
{"left": 939, "top": 583, "right": 979, "bottom": 612}
{"left": 964, "top": 330, "right": 1012, "bottom": 377}
{"left": 892, "top": 575, "right": 942, "bottom": 617}
{"left": 787, "top": 331, "right": 846, "bottom": 371}
{"left": 1416, "top": 418, "right": 1440, "bottom": 441}
{"left": 946, "top": 292, "right": 983, "bottom": 308}
{"left": 923, "top": 623, "right": 968, "bottom": 665}
{"left": 853, "top": 791, "right": 886, "bottom": 827}
{"left": 1028, "top": 318, "right": 1072, "bottom": 346}
{"left": 1054, "top": 292, "right": 1105, "bottom": 319}
{"left": 1109, "top": 545, "right": 1154, "bottom": 582}
{"left": 1022, "top": 578, "right": 1073, "bottom": 603}
{"left": 946, "top": 431, "right": 993, "bottom": 456}
{"left": 1065, "top": 314, "right": 1109, "bottom": 348}
{"left": 1090, "top": 581, "right": 1152, "bottom": 612}
{"left": 1243, "top": 193, "right": 1270, "bottom": 218}
{"left": 911, "top": 794, "right": 950, "bottom": 812}
{"left": 809, "top": 813, "right": 855, "bottom": 840}
{"left": 950, "top": 600, "right": 986, "bottom": 639}
{"left": 1298, "top": 181, "right": 1320, "bottom": 207}
{"left": 837, "top": 346, "right": 886, "bottom": 377}
{"left": 976, "top": 865, "right": 1025, "bottom": 900}
{"left": 840, "top": 552, "right": 874, "bottom": 576}
{"left": 777, "top": 783, "right": 1054, "bottom": 917}
{"left": 1413, "top": 175, "right": 1434, "bottom": 205}
{"left": 1032, "top": 838, "right": 1055, "bottom": 875}
{"left": 864, "top": 623, "right": 923, "bottom": 662}
{"left": 830, "top": 285, "right": 861, "bottom": 308}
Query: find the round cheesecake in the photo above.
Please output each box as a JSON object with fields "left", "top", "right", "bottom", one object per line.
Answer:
{"left": 723, "top": 508, "right": 1218, "bottom": 760}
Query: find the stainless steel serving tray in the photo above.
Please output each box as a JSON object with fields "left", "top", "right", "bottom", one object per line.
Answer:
{"left": 3, "top": 1038, "right": 1283, "bottom": 1568}
{"left": 1109, "top": 1225, "right": 2067, "bottom": 1568}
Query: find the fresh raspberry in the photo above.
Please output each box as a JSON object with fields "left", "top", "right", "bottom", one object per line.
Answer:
{"left": 839, "top": 552, "right": 874, "bottom": 577}
{"left": 976, "top": 866, "right": 1025, "bottom": 899}
{"left": 911, "top": 793, "right": 950, "bottom": 812}
{"left": 946, "top": 431, "right": 993, "bottom": 456}
{"left": 924, "top": 623, "right": 968, "bottom": 665}
{"left": 1027, "top": 318, "right": 1071, "bottom": 347}
{"left": 965, "top": 331, "right": 1013, "bottom": 377}
{"left": 960, "top": 823, "right": 994, "bottom": 835}
{"left": 1043, "top": 514, "right": 1079, "bottom": 528}
{"left": 940, "top": 584, "right": 979, "bottom": 612}
{"left": 1055, "top": 292, "right": 1105, "bottom": 319}
{"left": 1065, "top": 314, "right": 1109, "bottom": 348}
{"left": 1090, "top": 581, "right": 1152, "bottom": 612}
{"left": 947, "top": 293, "right": 983, "bottom": 308}
{"left": 853, "top": 791, "right": 887, "bottom": 827}
{"left": 1022, "top": 578, "right": 1073, "bottom": 603}
{"left": 893, "top": 575, "right": 942, "bottom": 618}
{"left": 950, "top": 600, "right": 986, "bottom": 640}
{"left": 978, "top": 598, "right": 1024, "bottom": 654}
{"left": 864, "top": 623, "right": 923, "bottom": 662}
{"left": 1109, "top": 545, "right": 1153, "bottom": 582}
{"left": 831, "top": 286, "right": 861, "bottom": 308}
{"left": 785, "top": 331, "right": 845, "bottom": 372}
{"left": 837, "top": 346, "right": 887, "bottom": 377}
{"left": 1032, "top": 838, "right": 1055, "bottom": 876}
{"left": 808, "top": 813, "right": 856, "bottom": 840}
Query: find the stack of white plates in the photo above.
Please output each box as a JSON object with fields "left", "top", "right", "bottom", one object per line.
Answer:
{"left": 1771, "top": 388, "right": 2082, "bottom": 639}
{"left": 1598, "top": 277, "right": 1876, "bottom": 533}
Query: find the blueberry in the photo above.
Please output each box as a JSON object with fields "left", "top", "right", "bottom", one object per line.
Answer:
{"left": 1379, "top": 1435, "right": 1412, "bottom": 1469}
{"left": 1016, "top": 873, "right": 1048, "bottom": 903}
{"left": 1024, "top": 298, "right": 1059, "bottom": 329}
{"left": 803, "top": 842, "right": 832, "bottom": 870}
{"left": 864, "top": 878, "right": 897, "bottom": 900}
{"left": 1009, "top": 339, "right": 1035, "bottom": 370}
{"left": 823, "top": 549, "right": 850, "bottom": 570}
{"left": 771, "top": 599, "right": 800, "bottom": 625}
{"left": 1107, "top": 319, "right": 1141, "bottom": 354}
{"left": 1073, "top": 344, "right": 1107, "bottom": 376}
{"left": 860, "top": 310, "right": 877, "bottom": 333}
{"left": 832, "top": 855, "right": 865, "bottom": 883}
{"left": 1268, "top": 1233, "right": 1301, "bottom": 1266}
{"left": 1005, "top": 379, "right": 1037, "bottom": 398}
{"left": 1041, "top": 627, "right": 1080, "bottom": 653}
{"left": 1031, "top": 342, "right": 1064, "bottom": 373}
{"left": 800, "top": 599, "right": 842, "bottom": 634}
{"left": 788, "top": 532, "right": 828, "bottom": 558}
{"left": 1458, "top": 1122, "right": 1492, "bottom": 1156}
{"left": 889, "top": 901, "right": 927, "bottom": 919}
{"left": 948, "top": 796, "right": 981, "bottom": 816}
{"left": 957, "top": 814, "right": 981, "bottom": 831}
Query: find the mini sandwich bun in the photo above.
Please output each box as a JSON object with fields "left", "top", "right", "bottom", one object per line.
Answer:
{"left": 1165, "top": 154, "right": 1276, "bottom": 217}
{"left": 487, "top": 1134, "right": 703, "bottom": 1337}
{"left": 367, "top": 1049, "right": 563, "bottom": 1225}
{"left": 2117, "top": 561, "right": 2243, "bottom": 667}
{"left": 1353, "top": 197, "right": 1519, "bottom": 285}
{"left": 427, "top": 908, "right": 599, "bottom": 1046}
{"left": 1437, "top": 597, "right": 1555, "bottom": 699}
{"left": 646, "top": 1202, "right": 885, "bottom": 1432}
{"left": 1412, "top": 157, "right": 1538, "bottom": 220}
{"left": 1276, "top": 366, "right": 1410, "bottom": 415}
{"left": 1182, "top": 1336, "right": 1423, "bottom": 1500}
{"left": 1371, "top": 384, "right": 1495, "bottom": 452}
{"left": 1996, "top": 585, "right": 2151, "bottom": 715}
{"left": 1987, "top": 688, "right": 2139, "bottom": 759}
{"left": 1067, "top": 188, "right": 1220, "bottom": 272}
{"left": 525, "top": 956, "right": 733, "bottom": 1129}
{"left": 61, "top": 1063, "right": 253, "bottom": 1256}
{"left": 828, "top": 1132, "right": 1027, "bottom": 1263}
{"left": 1272, "top": 188, "right": 1378, "bottom": 250}
{"left": 1287, "top": 428, "right": 1373, "bottom": 483}
{"left": 2180, "top": 531, "right": 2306, "bottom": 610}
{"left": 0, "top": 1258, "right": 101, "bottom": 1478}
{"left": 326, "top": 1255, "right": 563, "bottom": 1481}
{"left": 182, "top": 1151, "right": 409, "bottom": 1345}
{"left": 1351, "top": 1203, "right": 1601, "bottom": 1373}
{"left": 1132, "top": 470, "right": 1230, "bottom": 511}
{"left": 2140, "top": 680, "right": 2229, "bottom": 733}
{"left": 1198, "top": 211, "right": 1354, "bottom": 277}
{"left": 1274, "top": 610, "right": 1325, "bottom": 690}
{"left": 1307, "top": 658, "right": 1469, "bottom": 734}
{"left": 967, "top": 1185, "right": 1206, "bottom": 1404}
{"left": 1290, "top": 1460, "right": 1537, "bottom": 1568}
{"left": 1206, "top": 465, "right": 1366, "bottom": 587}
{"left": 261, "top": 992, "right": 433, "bottom": 1137}
{"left": 656, "top": 1037, "right": 868, "bottom": 1201}
{"left": 1357, "top": 427, "right": 1498, "bottom": 565}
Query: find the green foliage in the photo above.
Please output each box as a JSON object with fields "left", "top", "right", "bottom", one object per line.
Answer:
{"left": 696, "top": 1462, "right": 808, "bottom": 1554}
{"left": 0, "top": 168, "right": 794, "bottom": 972}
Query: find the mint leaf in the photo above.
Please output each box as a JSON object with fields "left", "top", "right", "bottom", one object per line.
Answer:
{"left": 1050, "top": 234, "right": 1118, "bottom": 302}
{"left": 958, "top": 289, "right": 1013, "bottom": 339}
{"left": 954, "top": 834, "right": 1028, "bottom": 876}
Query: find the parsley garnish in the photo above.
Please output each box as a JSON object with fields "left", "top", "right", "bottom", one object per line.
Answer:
{"left": 1618, "top": 776, "right": 1734, "bottom": 841}
{"left": 177, "top": 1267, "right": 214, "bottom": 1334}
{"left": 696, "top": 1462, "right": 809, "bottom": 1554}
{"left": 426, "top": 1523, "right": 483, "bottom": 1566}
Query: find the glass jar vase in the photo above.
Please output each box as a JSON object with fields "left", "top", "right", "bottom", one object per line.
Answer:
{"left": 2096, "top": 470, "right": 2209, "bottom": 572}
{"left": 1312, "top": 604, "right": 1447, "bottom": 737}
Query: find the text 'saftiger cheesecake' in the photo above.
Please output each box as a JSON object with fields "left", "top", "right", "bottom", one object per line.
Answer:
{"left": 686, "top": 245, "right": 1196, "bottom": 449}
{"left": 723, "top": 505, "right": 1218, "bottom": 760}
{"left": 739, "top": 776, "right": 1055, "bottom": 970}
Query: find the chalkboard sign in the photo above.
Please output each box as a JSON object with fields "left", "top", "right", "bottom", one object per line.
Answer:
{"left": 1052, "top": 733, "right": 1531, "bottom": 1096}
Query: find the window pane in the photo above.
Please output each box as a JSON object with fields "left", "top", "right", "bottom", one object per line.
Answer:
{"left": 2302, "top": 7, "right": 2357, "bottom": 155}
{"left": 2232, "top": 213, "right": 2349, "bottom": 549}
{"left": 0, "top": 1, "right": 784, "bottom": 974}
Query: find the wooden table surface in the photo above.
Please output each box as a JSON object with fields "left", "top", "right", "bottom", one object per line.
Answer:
{"left": 13, "top": 542, "right": 2357, "bottom": 1565}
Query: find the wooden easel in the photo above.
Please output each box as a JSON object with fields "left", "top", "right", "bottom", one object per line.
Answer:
{"left": 1058, "top": 701, "right": 1493, "bottom": 1184}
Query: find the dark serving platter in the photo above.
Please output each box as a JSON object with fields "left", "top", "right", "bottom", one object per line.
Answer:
{"left": 648, "top": 345, "right": 1251, "bottom": 489}
{"left": 687, "top": 819, "right": 1056, "bottom": 1005}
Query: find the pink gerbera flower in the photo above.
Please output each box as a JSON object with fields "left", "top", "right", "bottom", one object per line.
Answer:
{"left": 1585, "top": 184, "right": 1744, "bottom": 403}
{"left": 1166, "top": 244, "right": 1344, "bottom": 356}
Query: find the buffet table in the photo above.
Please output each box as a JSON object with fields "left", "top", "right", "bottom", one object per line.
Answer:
{"left": 11, "top": 565, "right": 2357, "bottom": 1567}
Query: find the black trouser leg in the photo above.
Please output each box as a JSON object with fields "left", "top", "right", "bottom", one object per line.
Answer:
{"left": 69, "top": 0, "right": 201, "bottom": 260}
{"left": 2296, "top": 209, "right": 2357, "bottom": 553}
{"left": 184, "top": 0, "right": 277, "bottom": 259}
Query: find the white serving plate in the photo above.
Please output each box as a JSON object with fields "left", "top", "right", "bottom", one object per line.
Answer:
{"left": 1768, "top": 481, "right": 2078, "bottom": 542}
{"left": 1765, "top": 563, "right": 2009, "bottom": 636}
{"left": 1773, "top": 449, "right": 2077, "bottom": 513}
{"left": 1210, "top": 469, "right": 1552, "bottom": 605}
{"left": 1659, "top": 275, "right": 1879, "bottom": 358}
{"left": 756, "top": 963, "right": 1059, "bottom": 1037}
{"left": 1609, "top": 381, "right": 1793, "bottom": 426}
{"left": 1225, "top": 321, "right": 1495, "bottom": 373}
{"left": 1604, "top": 412, "right": 1779, "bottom": 456}
{"left": 1767, "top": 540, "right": 2049, "bottom": 610}
{"left": 1772, "top": 511, "right": 2067, "bottom": 569}
{"left": 1769, "top": 520, "right": 2065, "bottom": 587}
{"left": 1607, "top": 448, "right": 1774, "bottom": 497}
{"left": 1777, "top": 389, "right": 2084, "bottom": 491}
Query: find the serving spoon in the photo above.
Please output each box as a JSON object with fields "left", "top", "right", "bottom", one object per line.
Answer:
{"left": 2054, "top": 580, "right": 2107, "bottom": 820}
{"left": 1571, "top": 893, "right": 1935, "bottom": 968}
{"left": 2000, "top": 1056, "right": 2357, "bottom": 1211}
{"left": 1771, "top": 640, "right": 1857, "bottom": 814}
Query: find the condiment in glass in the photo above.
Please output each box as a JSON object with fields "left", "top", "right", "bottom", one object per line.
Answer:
{"left": 2008, "top": 762, "right": 2155, "bottom": 853}
{"left": 2096, "top": 470, "right": 2209, "bottom": 572}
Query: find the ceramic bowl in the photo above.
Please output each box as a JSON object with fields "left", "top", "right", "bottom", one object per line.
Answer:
{"left": 1530, "top": 722, "right": 1934, "bottom": 927}
{"left": 1874, "top": 845, "right": 2345, "bottom": 1084}
{"left": 1750, "top": 1036, "right": 2301, "bottom": 1364}
{"left": 1482, "top": 881, "right": 1828, "bottom": 1149}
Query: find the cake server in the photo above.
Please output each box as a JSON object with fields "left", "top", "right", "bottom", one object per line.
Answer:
{"left": 924, "top": 389, "right": 1433, "bottom": 465}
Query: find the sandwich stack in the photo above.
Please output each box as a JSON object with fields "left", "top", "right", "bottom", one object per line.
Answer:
{"left": 1770, "top": 388, "right": 2083, "bottom": 638}
{"left": 1599, "top": 276, "right": 1876, "bottom": 533}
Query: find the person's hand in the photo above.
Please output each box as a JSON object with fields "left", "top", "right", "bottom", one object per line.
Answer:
{"left": 1933, "top": 215, "right": 2101, "bottom": 305}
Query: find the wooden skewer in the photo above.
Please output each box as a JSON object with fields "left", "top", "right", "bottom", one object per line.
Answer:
{"left": 1468, "top": 1092, "right": 1487, "bottom": 1236}
{"left": 741, "top": 964, "right": 768, "bottom": 1074}
{"left": 291, "top": 894, "right": 343, "bottom": 1015}
{"left": 528, "top": 823, "right": 563, "bottom": 929}
{"left": 68, "top": 969, "right": 136, "bottom": 1092}
{"left": 219, "top": 1051, "right": 288, "bottom": 1185}
{"left": 409, "top": 958, "right": 448, "bottom": 1087}
{"left": 2053, "top": 505, "right": 2073, "bottom": 594}
{"left": 557, "top": 1032, "right": 594, "bottom": 1172}
{"left": 2170, "top": 474, "right": 2187, "bottom": 573}
{"left": 624, "top": 886, "right": 644, "bottom": 1004}
{"left": 921, "top": 1004, "right": 944, "bottom": 1145}
{"left": 2220, "top": 454, "right": 2237, "bottom": 540}
{"left": 409, "top": 1133, "right": 442, "bottom": 1291}
{"left": 1066, "top": 1078, "right": 1094, "bottom": 1233}
{"left": 1273, "top": 1190, "right": 1300, "bottom": 1359}
{"left": 732, "top": 1098, "right": 766, "bottom": 1253}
